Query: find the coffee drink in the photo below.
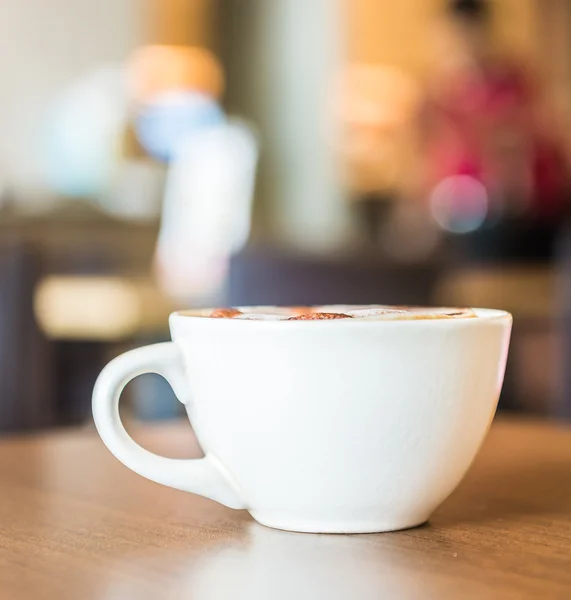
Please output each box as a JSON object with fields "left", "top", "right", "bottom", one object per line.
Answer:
{"left": 93, "top": 305, "right": 511, "bottom": 533}
{"left": 205, "top": 305, "right": 477, "bottom": 320}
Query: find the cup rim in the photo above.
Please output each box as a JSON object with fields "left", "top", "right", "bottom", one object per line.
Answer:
{"left": 170, "top": 307, "right": 512, "bottom": 327}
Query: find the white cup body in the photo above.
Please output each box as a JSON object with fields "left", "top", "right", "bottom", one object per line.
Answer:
{"left": 169, "top": 309, "right": 511, "bottom": 533}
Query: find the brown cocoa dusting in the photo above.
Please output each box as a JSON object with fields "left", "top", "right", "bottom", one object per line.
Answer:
{"left": 288, "top": 312, "right": 352, "bottom": 320}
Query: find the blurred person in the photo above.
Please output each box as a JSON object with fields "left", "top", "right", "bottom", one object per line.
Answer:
{"left": 153, "top": 119, "right": 259, "bottom": 305}
{"left": 420, "top": 0, "right": 570, "bottom": 261}
{"left": 123, "top": 45, "right": 259, "bottom": 304}
{"left": 124, "top": 44, "right": 259, "bottom": 303}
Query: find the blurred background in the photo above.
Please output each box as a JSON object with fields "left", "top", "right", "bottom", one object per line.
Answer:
{"left": 2, "top": 0, "right": 571, "bottom": 433}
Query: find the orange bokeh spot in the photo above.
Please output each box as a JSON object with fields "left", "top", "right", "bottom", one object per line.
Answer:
{"left": 127, "top": 45, "right": 224, "bottom": 103}
{"left": 335, "top": 63, "right": 420, "bottom": 129}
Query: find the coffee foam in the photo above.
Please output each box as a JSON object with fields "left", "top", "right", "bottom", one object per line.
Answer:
{"left": 234, "top": 313, "right": 289, "bottom": 321}
{"left": 202, "top": 305, "right": 477, "bottom": 321}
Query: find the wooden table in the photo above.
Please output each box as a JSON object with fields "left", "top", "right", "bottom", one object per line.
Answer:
{"left": 1, "top": 418, "right": 570, "bottom": 599}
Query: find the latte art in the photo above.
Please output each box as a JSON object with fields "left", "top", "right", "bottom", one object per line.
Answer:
{"left": 204, "top": 305, "right": 477, "bottom": 320}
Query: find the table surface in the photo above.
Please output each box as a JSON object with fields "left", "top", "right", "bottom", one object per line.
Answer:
{"left": 1, "top": 418, "right": 570, "bottom": 600}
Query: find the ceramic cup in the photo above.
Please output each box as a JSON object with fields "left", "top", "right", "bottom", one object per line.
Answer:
{"left": 92, "top": 307, "right": 512, "bottom": 533}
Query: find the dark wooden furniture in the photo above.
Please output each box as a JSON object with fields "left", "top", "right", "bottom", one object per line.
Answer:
{"left": 226, "top": 247, "right": 442, "bottom": 306}
{"left": 0, "top": 240, "right": 55, "bottom": 432}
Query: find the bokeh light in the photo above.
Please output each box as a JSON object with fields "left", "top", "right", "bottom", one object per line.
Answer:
{"left": 335, "top": 63, "right": 421, "bottom": 129}
{"left": 41, "top": 66, "right": 127, "bottom": 199}
{"left": 134, "top": 91, "right": 224, "bottom": 162}
{"left": 429, "top": 175, "right": 489, "bottom": 234}
{"left": 126, "top": 45, "right": 224, "bottom": 104}
{"left": 333, "top": 63, "right": 421, "bottom": 194}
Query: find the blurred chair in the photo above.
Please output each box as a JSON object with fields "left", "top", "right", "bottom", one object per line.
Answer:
{"left": 226, "top": 246, "right": 442, "bottom": 307}
{"left": 555, "top": 228, "right": 571, "bottom": 419}
{"left": 0, "top": 240, "right": 55, "bottom": 433}
{"left": 436, "top": 265, "right": 557, "bottom": 415}
{"left": 34, "top": 274, "right": 175, "bottom": 423}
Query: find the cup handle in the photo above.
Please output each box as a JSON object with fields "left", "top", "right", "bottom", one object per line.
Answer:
{"left": 92, "top": 342, "right": 246, "bottom": 509}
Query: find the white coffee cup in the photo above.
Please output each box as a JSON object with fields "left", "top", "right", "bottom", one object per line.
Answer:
{"left": 92, "top": 308, "right": 511, "bottom": 533}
